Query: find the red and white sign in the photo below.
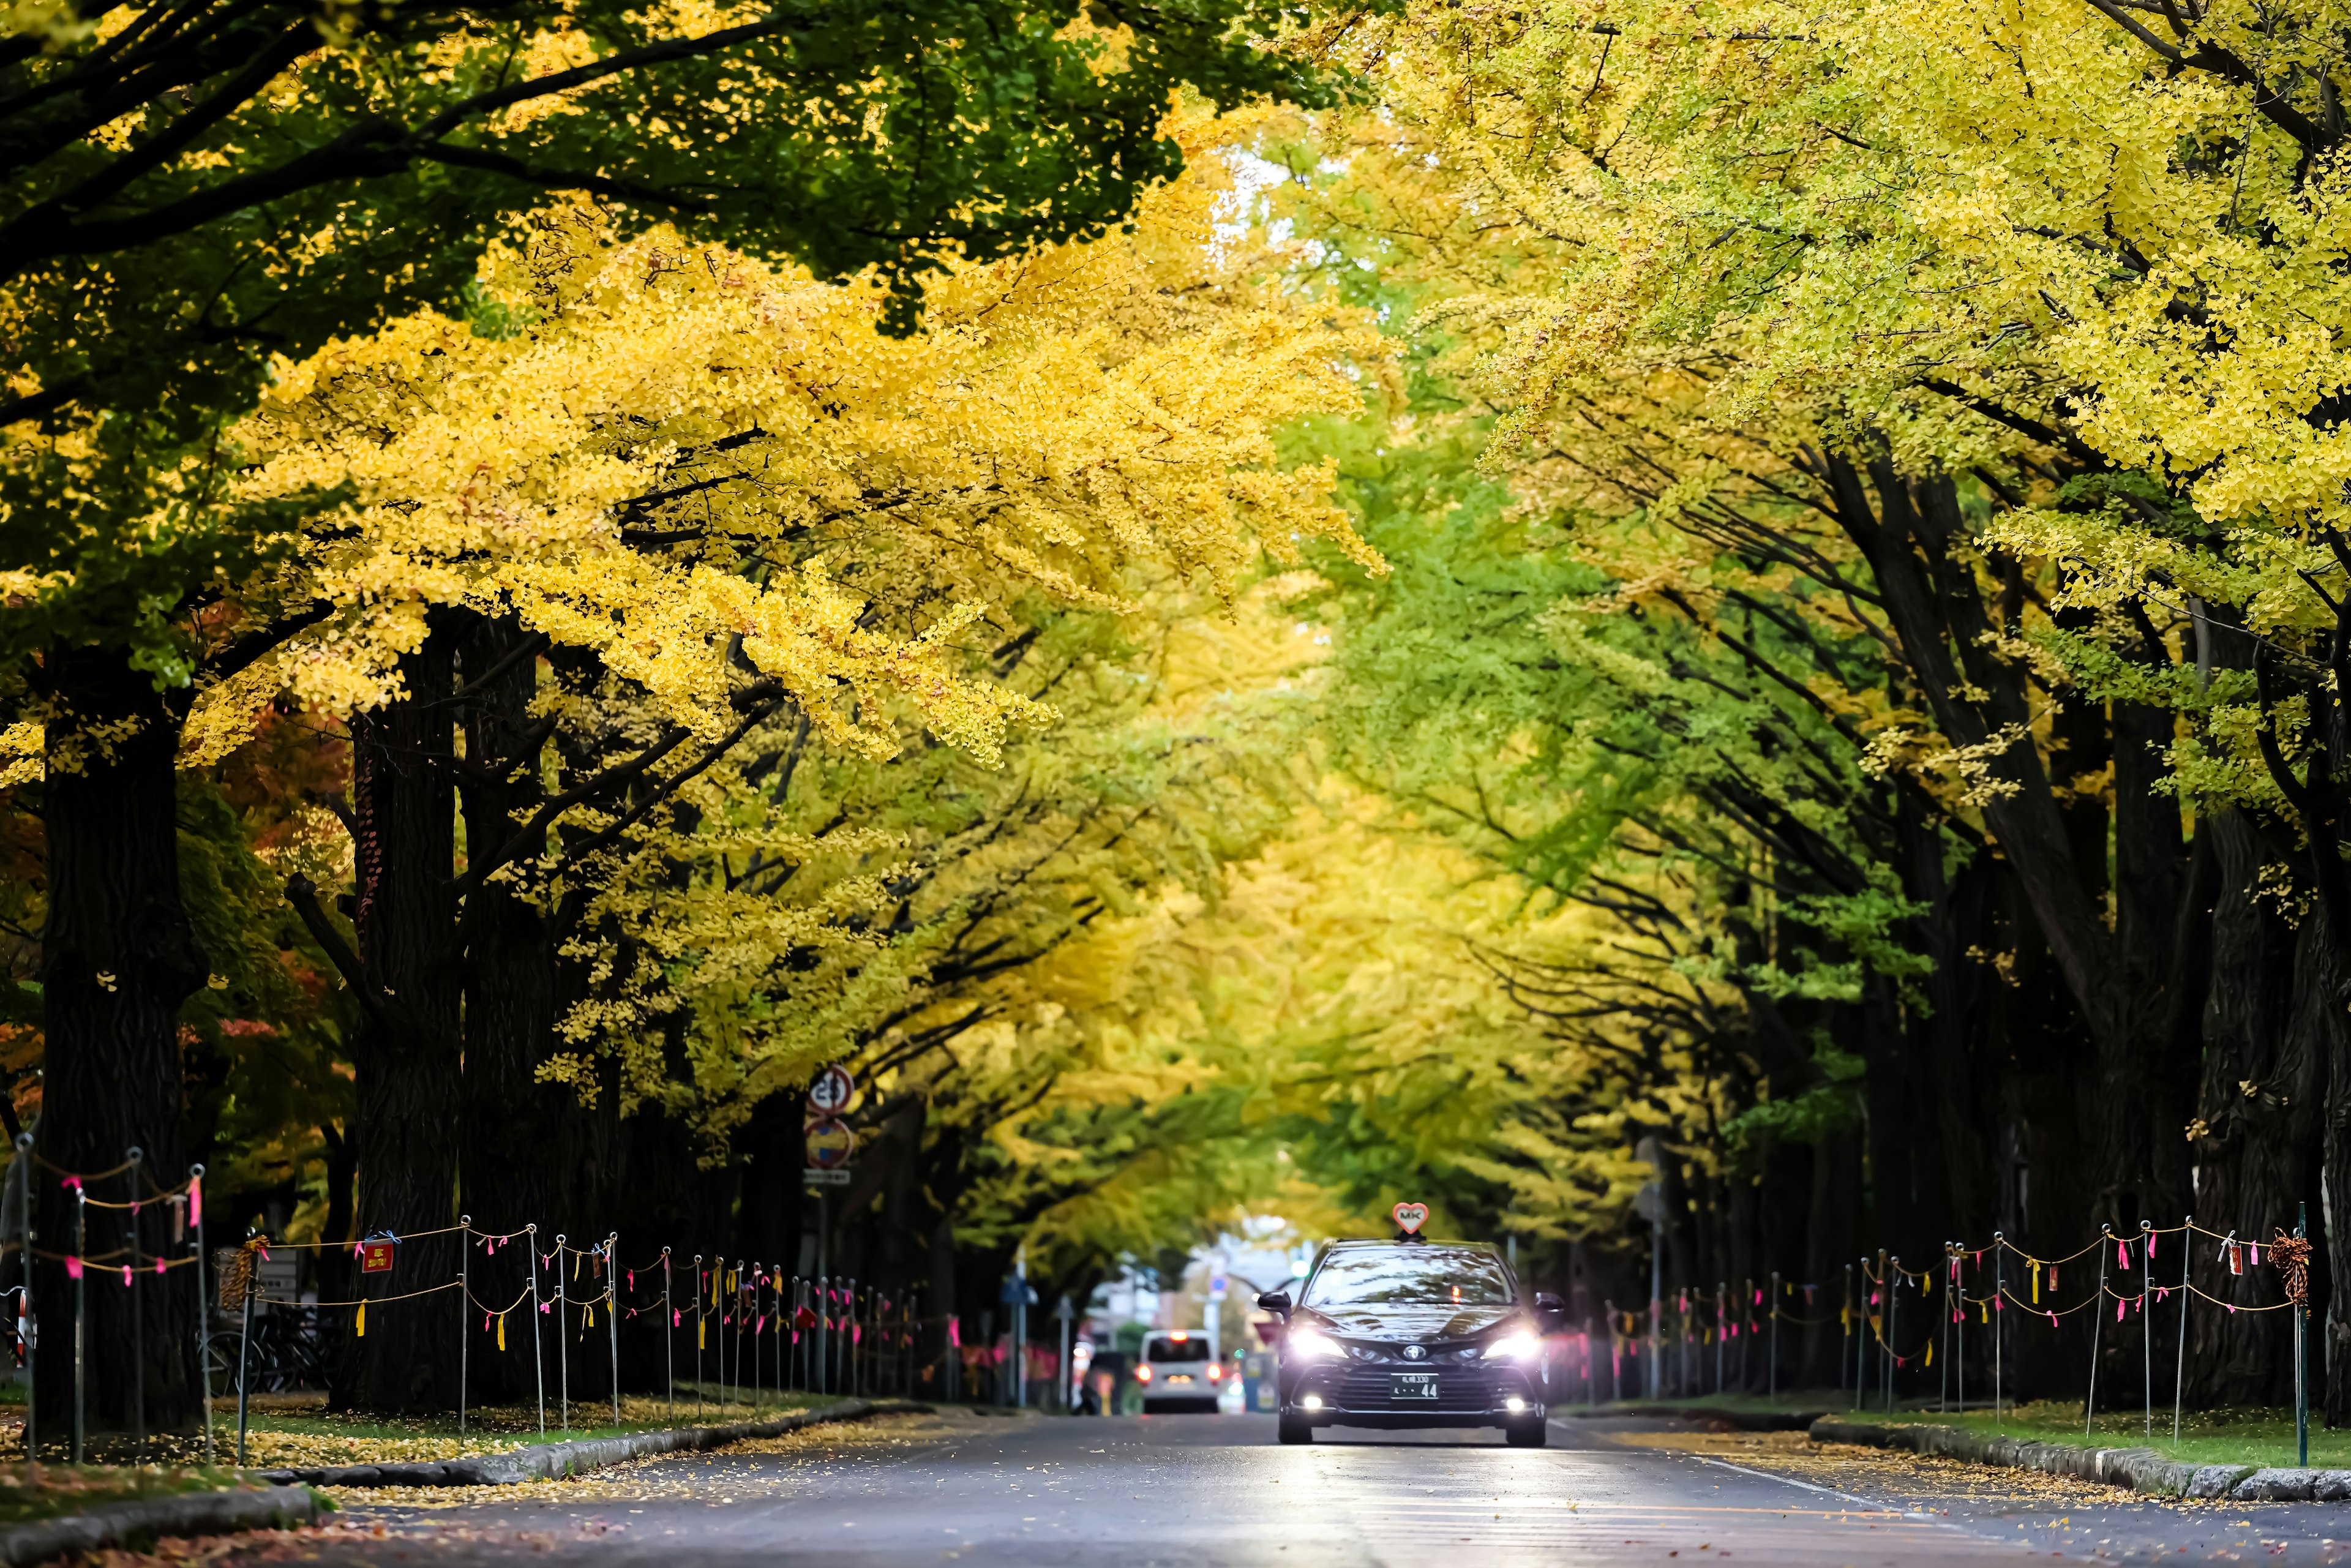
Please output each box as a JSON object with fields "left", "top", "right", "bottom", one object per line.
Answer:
{"left": 807, "top": 1064, "right": 855, "bottom": 1116}
{"left": 359, "top": 1240, "right": 396, "bottom": 1274}
{"left": 1392, "top": 1202, "right": 1429, "bottom": 1235}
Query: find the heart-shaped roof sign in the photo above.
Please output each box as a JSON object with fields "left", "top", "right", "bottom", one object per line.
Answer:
{"left": 1392, "top": 1201, "right": 1429, "bottom": 1234}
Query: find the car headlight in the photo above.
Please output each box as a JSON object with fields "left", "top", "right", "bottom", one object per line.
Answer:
{"left": 1482, "top": 1332, "right": 1541, "bottom": 1361}
{"left": 1286, "top": 1327, "right": 1342, "bottom": 1360}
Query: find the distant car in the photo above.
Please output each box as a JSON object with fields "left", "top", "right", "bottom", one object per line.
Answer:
{"left": 1134, "top": 1332, "right": 1225, "bottom": 1414}
{"left": 1256, "top": 1237, "right": 1561, "bottom": 1447}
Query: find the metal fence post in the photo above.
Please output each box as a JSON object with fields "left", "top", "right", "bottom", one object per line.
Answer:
{"left": 2141, "top": 1220, "right": 2155, "bottom": 1440}
{"left": 607, "top": 1234, "right": 620, "bottom": 1427}
{"left": 1885, "top": 1255, "right": 1898, "bottom": 1417}
{"left": 1714, "top": 1281, "right": 1725, "bottom": 1394}
{"left": 458, "top": 1215, "right": 470, "bottom": 1440}
{"left": 124, "top": 1147, "right": 142, "bottom": 1461}
{"left": 1769, "top": 1271, "right": 1780, "bottom": 1403}
{"left": 664, "top": 1248, "right": 674, "bottom": 1423}
{"left": 528, "top": 1224, "right": 544, "bottom": 1437}
{"left": 189, "top": 1163, "right": 208, "bottom": 1465}
{"left": 2297, "top": 1202, "right": 2310, "bottom": 1468}
{"left": 2173, "top": 1213, "right": 2192, "bottom": 1446}
{"left": 1993, "top": 1232, "right": 2004, "bottom": 1427}
{"left": 1952, "top": 1245, "right": 1963, "bottom": 1418}
{"left": 2088, "top": 1225, "right": 2112, "bottom": 1436}
{"left": 1839, "top": 1264, "right": 1850, "bottom": 1401}
{"left": 15, "top": 1133, "right": 32, "bottom": 1462}
{"left": 234, "top": 1234, "right": 254, "bottom": 1466}
{"left": 72, "top": 1189, "right": 85, "bottom": 1465}
{"left": 556, "top": 1234, "right": 569, "bottom": 1433}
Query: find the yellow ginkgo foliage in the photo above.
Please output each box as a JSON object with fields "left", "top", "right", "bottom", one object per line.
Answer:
{"left": 206, "top": 107, "right": 1387, "bottom": 769}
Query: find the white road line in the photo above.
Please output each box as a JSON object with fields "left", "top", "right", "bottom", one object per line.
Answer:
{"left": 1688, "top": 1454, "right": 1943, "bottom": 1521}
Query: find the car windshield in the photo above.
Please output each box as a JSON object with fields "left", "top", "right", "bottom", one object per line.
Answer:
{"left": 1144, "top": 1336, "right": 1209, "bottom": 1361}
{"left": 1302, "top": 1247, "right": 1515, "bottom": 1310}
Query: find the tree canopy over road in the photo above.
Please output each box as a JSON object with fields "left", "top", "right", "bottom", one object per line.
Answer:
{"left": 6, "top": 0, "right": 2350, "bottom": 1430}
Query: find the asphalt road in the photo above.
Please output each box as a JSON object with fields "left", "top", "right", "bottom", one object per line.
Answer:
{"left": 270, "top": 1411, "right": 2351, "bottom": 1568}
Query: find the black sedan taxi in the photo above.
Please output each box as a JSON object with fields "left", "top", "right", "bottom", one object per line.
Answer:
{"left": 1256, "top": 1237, "right": 1561, "bottom": 1446}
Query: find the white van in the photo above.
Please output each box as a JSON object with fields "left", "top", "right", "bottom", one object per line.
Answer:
{"left": 1136, "top": 1331, "right": 1223, "bottom": 1414}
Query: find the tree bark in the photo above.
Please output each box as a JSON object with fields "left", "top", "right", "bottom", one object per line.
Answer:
{"left": 2183, "top": 812, "right": 2325, "bottom": 1407}
{"left": 454, "top": 616, "right": 566, "bottom": 1401}
{"left": 36, "top": 643, "right": 206, "bottom": 1436}
{"left": 338, "top": 631, "right": 463, "bottom": 1411}
{"left": 1827, "top": 454, "right": 2192, "bottom": 1232}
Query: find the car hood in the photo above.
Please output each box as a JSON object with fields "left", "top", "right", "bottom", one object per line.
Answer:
{"left": 1305, "top": 1305, "right": 1518, "bottom": 1341}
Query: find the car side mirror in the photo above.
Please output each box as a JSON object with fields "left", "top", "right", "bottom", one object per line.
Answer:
{"left": 1533, "top": 1291, "right": 1564, "bottom": 1317}
{"left": 1255, "top": 1289, "right": 1292, "bottom": 1315}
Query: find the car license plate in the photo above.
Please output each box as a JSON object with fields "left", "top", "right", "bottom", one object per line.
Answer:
{"left": 1391, "top": 1372, "right": 1439, "bottom": 1401}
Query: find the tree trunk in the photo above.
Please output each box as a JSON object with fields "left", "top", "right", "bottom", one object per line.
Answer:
{"left": 1829, "top": 454, "right": 2191, "bottom": 1232}
{"left": 2184, "top": 812, "right": 2325, "bottom": 1408}
{"left": 456, "top": 617, "right": 566, "bottom": 1401}
{"left": 36, "top": 643, "right": 206, "bottom": 1436}
{"left": 339, "top": 633, "right": 463, "bottom": 1412}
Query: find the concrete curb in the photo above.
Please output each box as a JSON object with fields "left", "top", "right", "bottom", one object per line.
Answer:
{"left": 253, "top": 1398, "right": 931, "bottom": 1489}
{"left": 1810, "top": 1416, "right": 2351, "bottom": 1502}
{"left": 1572, "top": 1404, "right": 1824, "bottom": 1432}
{"left": 0, "top": 1484, "right": 323, "bottom": 1567}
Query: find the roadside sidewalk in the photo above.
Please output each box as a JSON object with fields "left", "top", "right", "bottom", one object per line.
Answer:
{"left": 0, "top": 1398, "right": 928, "bottom": 1566}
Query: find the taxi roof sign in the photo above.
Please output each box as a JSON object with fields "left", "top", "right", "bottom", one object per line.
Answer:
{"left": 1392, "top": 1201, "right": 1429, "bottom": 1238}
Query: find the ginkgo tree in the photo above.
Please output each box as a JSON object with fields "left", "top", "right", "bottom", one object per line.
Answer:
{"left": 1262, "top": 0, "right": 2351, "bottom": 1407}
{"left": 106, "top": 114, "right": 1390, "bottom": 1408}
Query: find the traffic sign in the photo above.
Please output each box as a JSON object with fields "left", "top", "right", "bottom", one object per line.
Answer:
{"left": 805, "top": 1117, "right": 856, "bottom": 1170}
{"left": 807, "top": 1064, "right": 855, "bottom": 1116}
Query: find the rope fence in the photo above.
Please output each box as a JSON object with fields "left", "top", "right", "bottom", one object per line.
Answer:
{"left": 0, "top": 1142, "right": 962, "bottom": 1468}
{"left": 1564, "top": 1206, "right": 2320, "bottom": 1463}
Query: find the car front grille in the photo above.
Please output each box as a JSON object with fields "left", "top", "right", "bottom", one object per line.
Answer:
{"left": 1330, "top": 1364, "right": 1509, "bottom": 1413}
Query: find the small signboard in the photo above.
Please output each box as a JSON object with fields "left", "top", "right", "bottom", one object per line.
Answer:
{"left": 802, "top": 1169, "right": 850, "bottom": 1187}
{"left": 805, "top": 1117, "right": 856, "bottom": 1170}
{"left": 807, "top": 1065, "right": 855, "bottom": 1116}
{"left": 256, "top": 1257, "right": 299, "bottom": 1299}
{"left": 359, "top": 1240, "right": 396, "bottom": 1275}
